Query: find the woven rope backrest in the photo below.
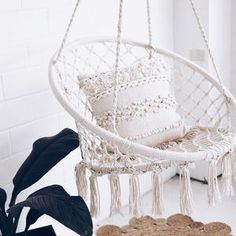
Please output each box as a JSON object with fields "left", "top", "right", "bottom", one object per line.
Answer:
{"left": 52, "top": 40, "right": 229, "bottom": 129}
{"left": 173, "top": 61, "right": 228, "bottom": 128}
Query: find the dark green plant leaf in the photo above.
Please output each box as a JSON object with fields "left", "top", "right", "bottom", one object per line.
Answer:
{"left": 24, "top": 185, "right": 70, "bottom": 233}
{"left": 8, "top": 185, "right": 93, "bottom": 236}
{"left": 0, "top": 209, "right": 13, "bottom": 236}
{"left": 25, "top": 209, "right": 43, "bottom": 234}
{"left": 10, "top": 128, "right": 80, "bottom": 206}
{"left": 0, "top": 188, "right": 14, "bottom": 235}
{"left": 0, "top": 187, "right": 7, "bottom": 212}
{"left": 27, "top": 184, "right": 70, "bottom": 197}
{"left": 13, "top": 185, "right": 69, "bottom": 234}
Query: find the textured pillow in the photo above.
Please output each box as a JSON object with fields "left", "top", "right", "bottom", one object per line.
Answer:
{"left": 79, "top": 59, "right": 186, "bottom": 147}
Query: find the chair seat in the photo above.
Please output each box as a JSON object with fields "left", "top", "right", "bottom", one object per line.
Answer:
{"left": 82, "top": 127, "right": 233, "bottom": 177}
{"left": 156, "top": 126, "right": 233, "bottom": 160}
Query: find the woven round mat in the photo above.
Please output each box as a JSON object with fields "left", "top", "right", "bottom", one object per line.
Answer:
{"left": 96, "top": 214, "right": 232, "bottom": 236}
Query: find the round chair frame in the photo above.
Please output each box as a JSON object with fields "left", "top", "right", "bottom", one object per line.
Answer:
{"left": 49, "top": 0, "right": 236, "bottom": 218}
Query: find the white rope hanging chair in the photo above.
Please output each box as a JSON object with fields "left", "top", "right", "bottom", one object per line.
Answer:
{"left": 49, "top": 0, "right": 236, "bottom": 217}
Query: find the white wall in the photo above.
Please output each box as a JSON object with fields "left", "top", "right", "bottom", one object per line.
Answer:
{"left": 174, "top": 0, "right": 232, "bottom": 85}
{"left": 174, "top": 0, "right": 209, "bottom": 68}
{"left": 0, "top": 0, "right": 175, "bottom": 234}
{"left": 209, "top": 0, "right": 231, "bottom": 87}
{"left": 231, "top": 0, "right": 236, "bottom": 96}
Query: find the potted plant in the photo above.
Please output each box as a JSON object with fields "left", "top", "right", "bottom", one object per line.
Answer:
{"left": 0, "top": 128, "right": 93, "bottom": 236}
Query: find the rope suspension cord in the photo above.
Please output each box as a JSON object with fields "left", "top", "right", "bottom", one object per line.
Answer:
{"left": 112, "top": 0, "right": 154, "bottom": 133}
{"left": 55, "top": 0, "right": 81, "bottom": 62}
{"left": 188, "top": 0, "right": 229, "bottom": 98}
{"left": 146, "top": 0, "right": 153, "bottom": 58}
{"left": 112, "top": 0, "right": 124, "bottom": 134}
{"left": 188, "top": 0, "right": 232, "bottom": 130}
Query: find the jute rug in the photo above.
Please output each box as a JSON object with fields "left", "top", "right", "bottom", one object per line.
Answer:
{"left": 96, "top": 214, "right": 232, "bottom": 236}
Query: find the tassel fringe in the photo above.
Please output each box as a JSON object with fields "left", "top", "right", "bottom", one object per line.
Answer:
{"left": 179, "top": 164, "right": 194, "bottom": 215}
{"left": 222, "top": 152, "right": 234, "bottom": 197}
{"left": 232, "top": 150, "right": 236, "bottom": 182}
{"left": 75, "top": 162, "right": 88, "bottom": 199}
{"left": 109, "top": 174, "right": 122, "bottom": 216}
{"left": 152, "top": 171, "right": 164, "bottom": 215}
{"left": 208, "top": 160, "right": 221, "bottom": 207}
{"left": 129, "top": 174, "right": 141, "bottom": 216}
{"left": 90, "top": 174, "right": 100, "bottom": 218}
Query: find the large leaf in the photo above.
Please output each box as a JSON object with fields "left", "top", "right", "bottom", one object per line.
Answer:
{"left": 25, "top": 209, "right": 43, "bottom": 233}
{"left": 0, "top": 188, "right": 11, "bottom": 236}
{"left": 8, "top": 185, "right": 93, "bottom": 236}
{"left": 0, "top": 188, "right": 7, "bottom": 212}
{"left": 0, "top": 209, "right": 13, "bottom": 236}
{"left": 13, "top": 185, "right": 70, "bottom": 234}
{"left": 10, "top": 128, "right": 80, "bottom": 206}
{"left": 25, "top": 185, "right": 70, "bottom": 233}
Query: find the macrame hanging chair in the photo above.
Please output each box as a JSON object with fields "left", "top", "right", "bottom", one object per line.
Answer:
{"left": 49, "top": 0, "right": 236, "bottom": 217}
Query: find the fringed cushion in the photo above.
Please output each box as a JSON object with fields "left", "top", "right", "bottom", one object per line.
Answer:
{"left": 79, "top": 59, "right": 186, "bottom": 146}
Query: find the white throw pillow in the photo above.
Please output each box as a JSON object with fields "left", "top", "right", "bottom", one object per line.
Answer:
{"left": 79, "top": 59, "right": 186, "bottom": 147}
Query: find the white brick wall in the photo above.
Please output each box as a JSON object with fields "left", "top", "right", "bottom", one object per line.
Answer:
{"left": 0, "top": 0, "right": 21, "bottom": 11}
{"left": 0, "top": 0, "right": 79, "bottom": 213}
{"left": 0, "top": 0, "right": 78, "bottom": 213}
{"left": 2, "top": 67, "right": 49, "bottom": 99}
{"left": 231, "top": 0, "right": 236, "bottom": 96}
{"left": 0, "top": 43, "right": 29, "bottom": 73}
{"left": 0, "top": 131, "right": 11, "bottom": 160}
{"left": 0, "top": 77, "right": 4, "bottom": 102}
{"left": 0, "top": 10, "right": 49, "bottom": 45}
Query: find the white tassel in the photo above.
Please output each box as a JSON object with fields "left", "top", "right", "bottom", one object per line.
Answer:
{"left": 75, "top": 162, "right": 88, "bottom": 200}
{"left": 89, "top": 174, "right": 100, "bottom": 218}
{"left": 222, "top": 153, "right": 234, "bottom": 197}
{"left": 179, "top": 164, "right": 194, "bottom": 215}
{"left": 208, "top": 160, "right": 221, "bottom": 207}
{"left": 109, "top": 174, "right": 121, "bottom": 216}
{"left": 129, "top": 174, "right": 141, "bottom": 216}
{"left": 152, "top": 171, "right": 164, "bottom": 215}
{"left": 232, "top": 150, "right": 236, "bottom": 182}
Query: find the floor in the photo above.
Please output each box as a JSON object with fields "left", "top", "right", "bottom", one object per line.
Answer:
{"left": 30, "top": 176, "right": 236, "bottom": 235}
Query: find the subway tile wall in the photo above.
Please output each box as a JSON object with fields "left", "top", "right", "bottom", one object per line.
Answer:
{"left": 232, "top": 0, "right": 236, "bottom": 96}
{"left": 0, "top": 0, "right": 78, "bottom": 201}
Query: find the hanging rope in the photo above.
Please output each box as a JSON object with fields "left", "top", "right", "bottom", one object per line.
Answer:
{"left": 188, "top": 0, "right": 232, "bottom": 130}
{"left": 146, "top": 0, "right": 153, "bottom": 58}
{"left": 112, "top": 0, "right": 154, "bottom": 132}
{"left": 112, "top": 0, "right": 124, "bottom": 133}
{"left": 56, "top": 0, "right": 81, "bottom": 62}
{"left": 188, "top": 0, "right": 223, "bottom": 86}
